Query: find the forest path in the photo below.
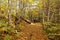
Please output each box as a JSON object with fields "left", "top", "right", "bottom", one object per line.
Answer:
{"left": 17, "top": 23, "right": 49, "bottom": 40}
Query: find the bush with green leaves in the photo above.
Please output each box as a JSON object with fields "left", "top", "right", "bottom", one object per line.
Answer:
{"left": 4, "top": 35, "right": 12, "bottom": 40}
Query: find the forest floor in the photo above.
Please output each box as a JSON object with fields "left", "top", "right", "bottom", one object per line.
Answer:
{"left": 16, "top": 23, "right": 49, "bottom": 40}
{"left": 0, "top": 20, "right": 49, "bottom": 40}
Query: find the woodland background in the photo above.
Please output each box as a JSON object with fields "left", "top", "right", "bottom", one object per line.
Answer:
{"left": 0, "top": 0, "right": 60, "bottom": 40}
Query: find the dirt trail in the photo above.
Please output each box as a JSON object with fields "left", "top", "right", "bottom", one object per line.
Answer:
{"left": 17, "top": 23, "right": 49, "bottom": 40}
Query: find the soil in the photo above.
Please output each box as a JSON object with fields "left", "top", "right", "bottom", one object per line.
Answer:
{"left": 17, "top": 23, "right": 49, "bottom": 40}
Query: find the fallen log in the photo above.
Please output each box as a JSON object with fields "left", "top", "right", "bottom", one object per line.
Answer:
{"left": 20, "top": 16, "right": 31, "bottom": 24}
